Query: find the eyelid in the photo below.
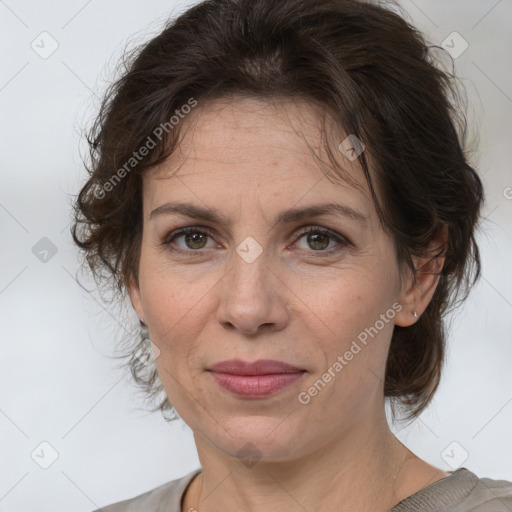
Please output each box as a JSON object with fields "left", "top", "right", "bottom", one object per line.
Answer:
{"left": 293, "top": 226, "right": 349, "bottom": 254}
{"left": 161, "top": 225, "right": 219, "bottom": 252}
{"left": 162, "top": 224, "right": 349, "bottom": 254}
{"left": 162, "top": 225, "right": 215, "bottom": 243}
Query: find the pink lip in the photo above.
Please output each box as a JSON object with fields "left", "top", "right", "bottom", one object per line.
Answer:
{"left": 207, "top": 359, "right": 306, "bottom": 398}
{"left": 208, "top": 359, "right": 304, "bottom": 375}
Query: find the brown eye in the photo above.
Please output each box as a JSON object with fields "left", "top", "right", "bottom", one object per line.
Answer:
{"left": 305, "top": 232, "right": 330, "bottom": 251}
{"left": 183, "top": 231, "right": 209, "bottom": 250}
{"left": 294, "top": 227, "right": 347, "bottom": 254}
{"left": 163, "top": 227, "right": 216, "bottom": 253}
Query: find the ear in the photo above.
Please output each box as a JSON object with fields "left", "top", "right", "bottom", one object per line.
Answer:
{"left": 394, "top": 226, "right": 447, "bottom": 327}
{"left": 126, "top": 275, "right": 145, "bottom": 322}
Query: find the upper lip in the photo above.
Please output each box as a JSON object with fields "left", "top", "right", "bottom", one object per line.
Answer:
{"left": 207, "top": 359, "right": 305, "bottom": 375}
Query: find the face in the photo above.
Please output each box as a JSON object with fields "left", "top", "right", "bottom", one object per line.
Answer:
{"left": 129, "top": 97, "right": 415, "bottom": 462}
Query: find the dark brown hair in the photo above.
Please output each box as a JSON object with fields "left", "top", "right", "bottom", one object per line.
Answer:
{"left": 72, "top": 0, "right": 483, "bottom": 421}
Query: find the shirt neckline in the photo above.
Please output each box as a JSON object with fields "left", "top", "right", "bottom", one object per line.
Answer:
{"left": 176, "top": 467, "right": 478, "bottom": 512}
{"left": 390, "top": 467, "right": 479, "bottom": 511}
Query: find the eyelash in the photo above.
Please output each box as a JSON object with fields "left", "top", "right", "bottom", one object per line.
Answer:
{"left": 161, "top": 225, "right": 348, "bottom": 256}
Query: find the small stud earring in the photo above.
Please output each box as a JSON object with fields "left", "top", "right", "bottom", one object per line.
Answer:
{"left": 413, "top": 311, "right": 418, "bottom": 318}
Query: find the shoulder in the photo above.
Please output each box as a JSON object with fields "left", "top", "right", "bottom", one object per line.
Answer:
{"left": 392, "top": 468, "right": 512, "bottom": 511}
{"left": 89, "top": 468, "right": 201, "bottom": 512}
{"left": 458, "top": 470, "right": 512, "bottom": 511}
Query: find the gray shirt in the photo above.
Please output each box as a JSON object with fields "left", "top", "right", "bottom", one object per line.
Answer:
{"left": 92, "top": 467, "right": 512, "bottom": 511}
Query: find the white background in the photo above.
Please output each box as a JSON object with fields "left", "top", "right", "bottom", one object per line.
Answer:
{"left": 0, "top": 1, "right": 511, "bottom": 510}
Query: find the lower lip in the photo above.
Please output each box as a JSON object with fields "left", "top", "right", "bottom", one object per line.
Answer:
{"left": 209, "top": 371, "right": 305, "bottom": 397}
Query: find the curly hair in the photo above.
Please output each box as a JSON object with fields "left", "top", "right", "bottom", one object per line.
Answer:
{"left": 71, "top": 0, "right": 484, "bottom": 422}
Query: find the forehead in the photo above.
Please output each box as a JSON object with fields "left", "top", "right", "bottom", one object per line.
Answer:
{"left": 143, "top": 96, "right": 373, "bottom": 220}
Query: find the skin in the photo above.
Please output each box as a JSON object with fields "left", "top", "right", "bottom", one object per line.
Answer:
{"left": 128, "top": 96, "right": 449, "bottom": 512}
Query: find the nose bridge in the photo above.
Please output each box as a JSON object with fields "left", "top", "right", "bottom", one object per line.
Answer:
{"left": 217, "top": 239, "right": 286, "bottom": 334}
{"left": 230, "top": 240, "right": 270, "bottom": 299}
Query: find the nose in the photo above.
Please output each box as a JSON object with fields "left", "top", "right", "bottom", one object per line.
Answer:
{"left": 216, "top": 249, "right": 289, "bottom": 336}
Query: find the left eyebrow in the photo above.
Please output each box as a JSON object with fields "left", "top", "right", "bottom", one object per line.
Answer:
{"left": 275, "top": 202, "right": 368, "bottom": 227}
{"left": 149, "top": 201, "right": 369, "bottom": 227}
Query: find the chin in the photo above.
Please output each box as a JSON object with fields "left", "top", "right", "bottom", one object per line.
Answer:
{"left": 210, "top": 415, "right": 307, "bottom": 463}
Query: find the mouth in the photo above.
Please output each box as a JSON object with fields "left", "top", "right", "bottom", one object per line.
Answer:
{"left": 207, "top": 359, "right": 306, "bottom": 398}
{"left": 207, "top": 358, "right": 305, "bottom": 375}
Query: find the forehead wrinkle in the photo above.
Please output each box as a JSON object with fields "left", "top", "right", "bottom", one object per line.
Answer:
{"left": 150, "top": 96, "right": 353, "bottom": 184}
{"left": 145, "top": 97, "right": 376, "bottom": 231}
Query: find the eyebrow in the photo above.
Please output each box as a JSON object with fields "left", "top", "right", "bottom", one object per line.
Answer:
{"left": 149, "top": 201, "right": 368, "bottom": 227}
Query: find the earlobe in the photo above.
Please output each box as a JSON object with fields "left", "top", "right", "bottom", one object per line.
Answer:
{"left": 394, "top": 228, "right": 447, "bottom": 327}
{"left": 394, "top": 268, "right": 441, "bottom": 327}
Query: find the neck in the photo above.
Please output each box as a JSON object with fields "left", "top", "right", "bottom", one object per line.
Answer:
{"left": 184, "top": 408, "right": 426, "bottom": 512}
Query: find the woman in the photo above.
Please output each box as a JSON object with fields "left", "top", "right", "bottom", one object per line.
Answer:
{"left": 72, "top": 0, "right": 512, "bottom": 510}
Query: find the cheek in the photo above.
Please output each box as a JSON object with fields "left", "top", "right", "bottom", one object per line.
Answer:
{"left": 139, "top": 242, "right": 204, "bottom": 311}
{"left": 140, "top": 266, "right": 208, "bottom": 414}
{"left": 298, "top": 267, "right": 398, "bottom": 394}
{"left": 137, "top": 256, "right": 208, "bottom": 362}
{"left": 292, "top": 262, "right": 398, "bottom": 339}
{"left": 300, "top": 297, "right": 395, "bottom": 427}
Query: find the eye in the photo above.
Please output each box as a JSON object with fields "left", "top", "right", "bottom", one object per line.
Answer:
{"left": 162, "top": 225, "right": 348, "bottom": 256}
{"left": 293, "top": 226, "right": 347, "bottom": 254}
{"left": 162, "top": 227, "right": 217, "bottom": 254}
